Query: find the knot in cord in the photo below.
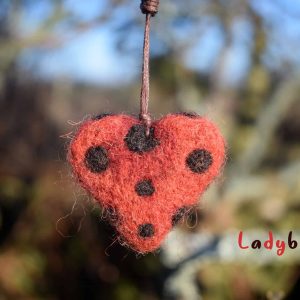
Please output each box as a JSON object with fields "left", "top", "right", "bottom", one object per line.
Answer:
{"left": 140, "top": 0, "right": 160, "bottom": 16}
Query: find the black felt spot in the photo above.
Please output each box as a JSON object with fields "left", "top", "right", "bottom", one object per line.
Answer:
{"left": 138, "top": 223, "right": 155, "bottom": 238}
{"left": 84, "top": 146, "right": 109, "bottom": 173}
{"left": 186, "top": 149, "right": 213, "bottom": 173}
{"left": 124, "top": 124, "right": 159, "bottom": 153}
{"left": 135, "top": 179, "right": 155, "bottom": 196}
{"left": 92, "top": 113, "right": 113, "bottom": 120}
{"left": 176, "top": 112, "right": 199, "bottom": 118}
{"left": 172, "top": 206, "right": 191, "bottom": 226}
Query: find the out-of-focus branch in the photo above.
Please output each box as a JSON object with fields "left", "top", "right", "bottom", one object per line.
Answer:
{"left": 0, "top": 0, "right": 122, "bottom": 78}
{"left": 232, "top": 74, "right": 300, "bottom": 175}
{"left": 223, "top": 160, "right": 300, "bottom": 204}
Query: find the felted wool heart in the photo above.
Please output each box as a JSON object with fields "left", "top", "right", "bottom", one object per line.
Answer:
{"left": 68, "top": 113, "right": 225, "bottom": 253}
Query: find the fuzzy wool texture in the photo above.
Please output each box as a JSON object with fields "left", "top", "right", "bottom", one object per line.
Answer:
{"left": 68, "top": 113, "right": 226, "bottom": 253}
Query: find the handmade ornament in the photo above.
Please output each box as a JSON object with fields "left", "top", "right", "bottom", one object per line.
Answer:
{"left": 68, "top": 0, "right": 225, "bottom": 253}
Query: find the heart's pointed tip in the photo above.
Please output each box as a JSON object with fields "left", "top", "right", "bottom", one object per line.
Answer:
{"left": 120, "top": 233, "right": 165, "bottom": 254}
{"left": 116, "top": 220, "right": 170, "bottom": 253}
{"left": 128, "top": 242, "right": 161, "bottom": 254}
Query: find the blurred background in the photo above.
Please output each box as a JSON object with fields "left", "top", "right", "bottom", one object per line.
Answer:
{"left": 0, "top": 0, "right": 300, "bottom": 299}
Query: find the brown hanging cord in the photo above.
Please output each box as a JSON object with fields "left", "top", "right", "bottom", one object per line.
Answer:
{"left": 139, "top": 0, "right": 160, "bottom": 135}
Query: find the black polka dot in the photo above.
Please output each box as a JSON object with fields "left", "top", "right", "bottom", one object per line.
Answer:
{"left": 138, "top": 223, "right": 155, "bottom": 238}
{"left": 84, "top": 146, "right": 109, "bottom": 173}
{"left": 172, "top": 206, "right": 191, "bottom": 226}
{"left": 176, "top": 112, "right": 199, "bottom": 118}
{"left": 186, "top": 149, "right": 213, "bottom": 173}
{"left": 135, "top": 179, "right": 155, "bottom": 196}
{"left": 92, "top": 113, "right": 113, "bottom": 120}
{"left": 124, "top": 124, "right": 159, "bottom": 153}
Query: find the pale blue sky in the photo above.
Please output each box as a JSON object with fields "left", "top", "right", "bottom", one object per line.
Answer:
{"left": 18, "top": 0, "right": 300, "bottom": 86}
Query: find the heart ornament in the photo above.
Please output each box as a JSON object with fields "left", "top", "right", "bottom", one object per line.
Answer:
{"left": 68, "top": 113, "right": 225, "bottom": 253}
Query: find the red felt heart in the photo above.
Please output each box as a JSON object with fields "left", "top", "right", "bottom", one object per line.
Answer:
{"left": 68, "top": 113, "right": 225, "bottom": 253}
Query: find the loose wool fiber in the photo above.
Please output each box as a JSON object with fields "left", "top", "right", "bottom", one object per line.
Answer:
{"left": 68, "top": 113, "right": 225, "bottom": 253}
